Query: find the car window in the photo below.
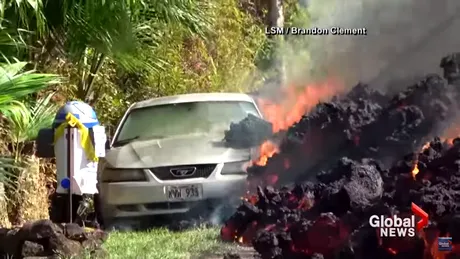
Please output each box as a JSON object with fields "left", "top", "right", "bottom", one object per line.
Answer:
{"left": 114, "top": 101, "right": 259, "bottom": 142}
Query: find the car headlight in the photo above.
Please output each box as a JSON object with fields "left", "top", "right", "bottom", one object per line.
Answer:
{"left": 100, "top": 168, "right": 147, "bottom": 182}
{"left": 221, "top": 161, "right": 248, "bottom": 175}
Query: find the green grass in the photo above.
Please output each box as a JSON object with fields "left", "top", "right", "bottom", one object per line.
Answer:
{"left": 104, "top": 227, "right": 226, "bottom": 259}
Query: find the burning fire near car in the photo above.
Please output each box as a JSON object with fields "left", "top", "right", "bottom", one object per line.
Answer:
{"left": 221, "top": 53, "right": 460, "bottom": 259}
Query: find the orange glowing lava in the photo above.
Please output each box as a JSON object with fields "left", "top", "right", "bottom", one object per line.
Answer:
{"left": 257, "top": 79, "right": 344, "bottom": 133}
{"left": 442, "top": 125, "right": 460, "bottom": 139}
{"left": 412, "top": 141, "right": 431, "bottom": 179}
{"left": 437, "top": 124, "right": 460, "bottom": 147}
{"left": 252, "top": 79, "right": 344, "bottom": 166}
{"left": 411, "top": 162, "right": 420, "bottom": 180}
{"left": 421, "top": 142, "right": 431, "bottom": 151}
{"left": 252, "top": 141, "right": 279, "bottom": 166}
{"left": 241, "top": 191, "right": 258, "bottom": 205}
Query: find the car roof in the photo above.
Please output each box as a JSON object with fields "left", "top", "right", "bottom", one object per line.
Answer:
{"left": 130, "top": 93, "right": 257, "bottom": 109}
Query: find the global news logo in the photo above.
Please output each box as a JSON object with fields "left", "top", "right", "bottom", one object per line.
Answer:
{"left": 369, "top": 203, "right": 429, "bottom": 238}
{"left": 438, "top": 237, "right": 452, "bottom": 252}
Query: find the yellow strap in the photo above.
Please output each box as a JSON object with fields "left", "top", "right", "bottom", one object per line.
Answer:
{"left": 53, "top": 113, "right": 99, "bottom": 162}
{"left": 84, "top": 227, "right": 96, "bottom": 232}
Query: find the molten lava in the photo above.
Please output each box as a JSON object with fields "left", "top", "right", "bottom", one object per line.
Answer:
{"left": 412, "top": 141, "right": 431, "bottom": 179}
{"left": 411, "top": 162, "right": 420, "bottom": 180}
{"left": 252, "top": 140, "right": 279, "bottom": 166}
{"left": 252, "top": 79, "right": 344, "bottom": 166}
{"left": 257, "top": 79, "right": 344, "bottom": 133}
{"left": 422, "top": 142, "right": 431, "bottom": 151}
{"left": 436, "top": 124, "right": 460, "bottom": 147}
{"left": 220, "top": 53, "right": 460, "bottom": 259}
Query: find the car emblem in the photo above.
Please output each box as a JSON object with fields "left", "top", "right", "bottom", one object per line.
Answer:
{"left": 170, "top": 167, "right": 196, "bottom": 177}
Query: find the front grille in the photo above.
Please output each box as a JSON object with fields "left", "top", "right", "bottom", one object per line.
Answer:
{"left": 144, "top": 202, "right": 192, "bottom": 210}
{"left": 150, "top": 164, "right": 217, "bottom": 180}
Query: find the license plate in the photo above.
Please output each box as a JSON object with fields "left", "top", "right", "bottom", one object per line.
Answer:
{"left": 166, "top": 185, "right": 202, "bottom": 201}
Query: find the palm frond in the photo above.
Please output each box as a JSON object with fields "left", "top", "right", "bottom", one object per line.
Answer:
{"left": 143, "top": 1, "right": 213, "bottom": 37}
{"left": 46, "top": 0, "right": 141, "bottom": 66}
{"left": 0, "top": 61, "right": 59, "bottom": 145}
{"left": 0, "top": 62, "right": 60, "bottom": 110}
{"left": 0, "top": 156, "right": 20, "bottom": 192}
{"left": 0, "top": 18, "right": 30, "bottom": 62}
{"left": 0, "top": 99, "right": 28, "bottom": 119}
{"left": 25, "top": 92, "right": 58, "bottom": 140}
{"left": 0, "top": 0, "right": 48, "bottom": 36}
{"left": 46, "top": 0, "right": 212, "bottom": 71}
{"left": 6, "top": 92, "right": 58, "bottom": 143}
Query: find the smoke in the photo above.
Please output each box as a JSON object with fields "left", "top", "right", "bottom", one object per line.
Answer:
{"left": 281, "top": 0, "right": 460, "bottom": 92}
{"left": 215, "top": 0, "right": 460, "bottom": 226}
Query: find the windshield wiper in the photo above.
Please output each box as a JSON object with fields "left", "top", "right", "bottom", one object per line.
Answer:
{"left": 112, "top": 136, "right": 140, "bottom": 147}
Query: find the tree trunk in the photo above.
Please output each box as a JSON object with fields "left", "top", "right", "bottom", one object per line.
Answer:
{"left": 16, "top": 156, "right": 49, "bottom": 224}
{"left": 267, "top": 0, "right": 286, "bottom": 89}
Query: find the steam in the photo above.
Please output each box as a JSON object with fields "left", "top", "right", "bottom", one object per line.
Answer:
{"left": 279, "top": 0, "right": 460, "bottom": 92}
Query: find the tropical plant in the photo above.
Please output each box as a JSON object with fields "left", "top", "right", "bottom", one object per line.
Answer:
{"left": 93, "top": 0, "right": 268, "bottom": 126}
{"left": 1, "top": 0, "right": 213, "bottom": 103}
{"left": 0, "top": 61, "right": 59, "bottom": 199}
{"left": 0, "top": 20, "right": 28, "bottom": 62}
{"left": 6, "top": 92, "right": 59, "bottom": 160}
{"left": 0, "top": 61, "right": 59, "bottom": 117}
{"left": 0, "top": 157, "right": 19, "bottom": 192}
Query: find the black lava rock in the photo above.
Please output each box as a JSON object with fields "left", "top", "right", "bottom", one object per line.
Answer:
{"left": 224, "top": 114, "right": 273, "bottom": 148}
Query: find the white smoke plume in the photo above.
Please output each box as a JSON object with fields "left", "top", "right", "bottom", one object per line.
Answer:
{"left": 282, "top": 0, "right": 460, "bottom": 92}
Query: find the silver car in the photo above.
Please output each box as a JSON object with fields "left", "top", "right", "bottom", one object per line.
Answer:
{"left": 97, "top": 93, "right": 262, "bottom": 224}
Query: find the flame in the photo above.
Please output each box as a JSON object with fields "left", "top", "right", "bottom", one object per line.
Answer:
{"left": 412, "top": 141, "right": 432, "bottom": 179}
{"left": 412, "top": 131, "right": 460, "bottom": 179}
{"left": 234, "top": 221, "right": 259, "bottom": 246}
{"left": 257, "top": 79, "right": 344, "bottom": 133}
{"left": 296, "top": 196, "right": 314, "bottom": 210}
{"left": 241, "top": 192, "right": 258, "bottom": 205}
{"left": 253, "top": 141, "right": 279, "bottom": 166}
{"left": 441, "top": 125, "right": 460, "bottom": 140}
{"left": 221, "top": 224, "right": 236, "bottom": 242}
{"left": 422, "top": 142, "right": 431, "bottom": 151}
{"left": 411, "top": 162, "right": 420, "bottom": 180}
{"left": 438, "top": 125, "right": 460, "bottom": 146}
{"left": 252, "top": 79, "right": 344, "bottom": 166}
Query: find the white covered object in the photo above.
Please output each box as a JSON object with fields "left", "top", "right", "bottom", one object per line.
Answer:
{"left": 55, "top": 128, "right": 104, "bottom": 195}
{"left": 92, "top": 125, "right": 107, "bottom": 158}
{"left": 72, "top": 167, "right": 99, "bottom": 195}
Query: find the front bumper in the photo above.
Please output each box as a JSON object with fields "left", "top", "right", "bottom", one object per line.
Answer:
{"left": 99, "top": 163, "right": 247, "bottom": 218}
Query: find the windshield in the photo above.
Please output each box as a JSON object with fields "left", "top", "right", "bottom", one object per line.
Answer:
{"left": 114, "top": 100, "right": 260, "bottom": 143}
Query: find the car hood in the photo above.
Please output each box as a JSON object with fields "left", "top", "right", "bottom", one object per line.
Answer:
{"left": 104, "top": 134, "right": 251, "bottom": 168}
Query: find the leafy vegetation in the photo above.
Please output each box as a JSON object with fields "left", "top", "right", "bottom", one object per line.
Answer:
{"left": 104, "top": 227, "right": 225, "bottom": 259}
{"left": 0, "top": 0, "right": 310, "bottom": 252}
{"left": 0, "top": 61, "right": 59, "bottom": 183}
